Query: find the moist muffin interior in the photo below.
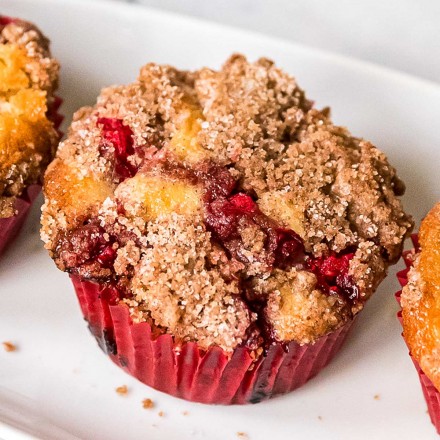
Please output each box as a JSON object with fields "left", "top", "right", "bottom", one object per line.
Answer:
{"left": 0, "top": 17, "right": 59, "bottom": 218}
{"left": 41, "top": 54, "right": 413, "bottom": 353}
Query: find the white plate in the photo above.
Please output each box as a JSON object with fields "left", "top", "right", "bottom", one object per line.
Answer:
{"left": 1, "top": 1, "right": 440, "bottom": 439}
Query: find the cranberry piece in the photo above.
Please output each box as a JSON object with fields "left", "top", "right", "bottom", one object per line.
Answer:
{"left": 57, "top": 221, "right": 119, "bottom": 276}
{"left": 58, "top": 223, "right": 106, "bottom": 267}
{"left": 307, "top": 252, "right": 359, "bottom": 304}
{"left": 0, "top": 16, "right": 14, "bottom": 26}
{"left": 309, "top": 253, "right": 353, "bottom": 279}
{"left": 337, "top": 273, "right": 359, "bottom": 302}
{"left": 316, "top": 254, "right": 352, "bottom": 278}
{"left": 96, "top": 245, "right": 117, "bottom": 268}
{"left": 229, "top": 193, "right": 258, "bottom": 213}
{"left": 205, "top": 194, "right": 256, "bottom": 240}
{"left": 97, "top": 117, "right": 137, "bottom": 181}
{"left": 274, "top": 228, "right": 306, "bottom": 269}
{"left": 206, "top": 199, "right": 238, "bottom": 241}
{"left": 197, "top": 164, "right": 237, "bottom": 203}
{"left": 116, "top": 200, "right": 127, "bottom": 216}
{"left": 98, "top": 117, "right": 134, "bottom": 158}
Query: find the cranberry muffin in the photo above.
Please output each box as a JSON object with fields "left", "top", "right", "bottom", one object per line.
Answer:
{"left": 41, "top": 54, "right": 413, "bottom": 404}
{"left": 0, "top": 16, "right": 61, "bottom": 255}
{"left": 398, "top": 204, "right": 440, "bottom": 432}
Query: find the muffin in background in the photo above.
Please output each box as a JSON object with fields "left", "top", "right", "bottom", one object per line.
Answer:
{"left": 398, "top": 203, "right": 440, "bottom": 433}
{"left": 41, "top": 54, "right": 413, "bottom": 404}
{"left": 0, "top": 16, "right": 62, "bottom": 255}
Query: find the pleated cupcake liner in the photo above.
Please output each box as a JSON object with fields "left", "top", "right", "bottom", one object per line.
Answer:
{"left": 71, "top": 275, "right": 354, "bottom": 405}
{"left": 395, "top": 234, "right": 440, "bottom": 433}
{"left": 0, "top": 185, "right": 41, "bottom": 255}
{"left": 0, "top": 94, "right": 63, "bottom": 257}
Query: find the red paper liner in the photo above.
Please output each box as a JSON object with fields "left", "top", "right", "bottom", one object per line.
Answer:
{"left": 0, "top": 92, "right": 63, "bottom": 257}
{"left": 396, "top": 234, "right": 440, "bottom": 433}
{"left": 0, "top": 185, "right": 40, "bottom": 255}
{"left": 71, "top": 275, "right": 354, "bottom": 404}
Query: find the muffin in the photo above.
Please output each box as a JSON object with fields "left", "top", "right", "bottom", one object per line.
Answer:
{"left": 0, "top": 16, "right": 61, "bottom": 255}
{"left": 398, "top": 203, "right": 440, "bottom": 432}
{"left": 41, "top": 54, "right": 413, "bottom": 404}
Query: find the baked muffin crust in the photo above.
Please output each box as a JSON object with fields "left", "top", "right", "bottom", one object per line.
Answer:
{"left": 401, "top": 203, "right": 440, "bottom": 390}
{"left": 0, "top": 17, "right": 59, "bottom": 218}
{"left": 41, "top": 54, "right": 413, "bottom": 352}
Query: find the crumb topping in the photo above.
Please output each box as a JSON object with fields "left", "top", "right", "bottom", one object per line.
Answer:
{"left": 0, "top": 17, "right": 60, "bottom": 218}
{"left": 41, "top": 54, "right": 412, "bottom": 352}
{"left": 401, "top": 203, "right": 440, "bottom": 391}
{"left": 127, "top": 213, "right": 252, "bottom": 351}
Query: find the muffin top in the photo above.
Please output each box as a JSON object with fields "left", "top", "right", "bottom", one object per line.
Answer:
{"left": 0, "top": 16, "right": 59, "bottom": 218}
{"left": 41, "top": 54, "right": 413, "bottom": 353}
{"left": 401, "top": 203, "right": 440, "bottom": 389}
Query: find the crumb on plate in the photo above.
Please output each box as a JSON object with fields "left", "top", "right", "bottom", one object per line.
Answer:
{"left": 142, "top": 398, "right": 154, "bottom": 409}
{"left": 115, "top": 385, "right": 128, "bottom": 395}
{"left": 2, "top": 341, "right": 17, "bottom": 352}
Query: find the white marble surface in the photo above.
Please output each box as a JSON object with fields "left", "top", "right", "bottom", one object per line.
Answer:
{"left": 115, "top": 0, "right": 440, "bottom": 84}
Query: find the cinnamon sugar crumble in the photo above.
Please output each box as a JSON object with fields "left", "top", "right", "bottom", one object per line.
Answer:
{"left": 0, "top": 18, "right": 59, "bottom": 217}
{"left": 128, "top": 213, "right": 252, "bottom": 351}
{"left": 2, "top": 341, "right": 17, "bottom": 352}
{"left": 41, "top": 54, "right": 413, "bottom": 352}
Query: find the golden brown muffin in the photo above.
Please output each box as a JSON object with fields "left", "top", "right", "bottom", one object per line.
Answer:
{"left": 0, "top": 16, "right": 59, "bottom": 218}
{"left": 401, "top": 203, "right": 440, "bottom": 390}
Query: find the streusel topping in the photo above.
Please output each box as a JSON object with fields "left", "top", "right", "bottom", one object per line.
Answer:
{"left": 0, "top": 17, "right": 59, "bottom": 218}
{"left": 41, "top": 54, "right": 413, "bottom": 352}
